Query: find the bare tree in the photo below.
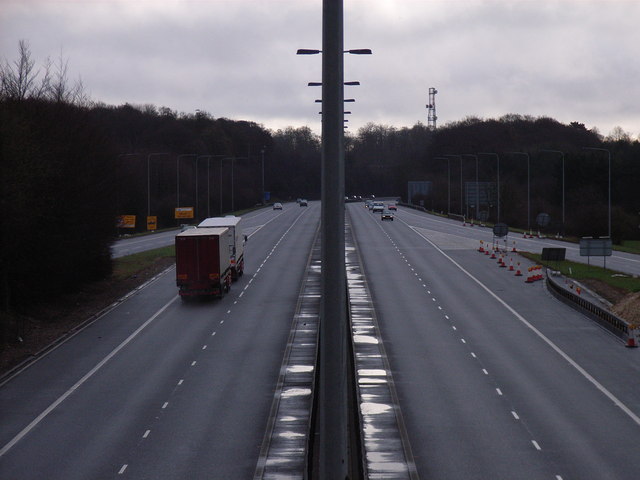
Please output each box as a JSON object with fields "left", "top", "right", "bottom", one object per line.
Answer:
{"left": 1, "top": 41, "right": 88, "bottom": 105}
{"left": 0, "top": 40, "right": 43, "bottom": 100}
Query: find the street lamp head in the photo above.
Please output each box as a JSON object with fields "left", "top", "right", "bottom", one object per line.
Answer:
{"left": 298, "top": 48, "right": 371, "bottom": 55}
{"left": 308, "top": 81, "right": 360, "bottom": 86}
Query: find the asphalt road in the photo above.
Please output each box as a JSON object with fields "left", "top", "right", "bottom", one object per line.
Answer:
{"left": 3, "top": 201, "right": 640, "bottom": 479}
{"left": 348, "top": 203, "right": 640, "bottom": 479}
{"left": 110, "top": 208, "right": 280, "bottom": 258}
{"left": 397, "top": 207, "right": 640, "bottom": 276}
{"left": 0, "top": 202, "right": 319, "bottom": 479}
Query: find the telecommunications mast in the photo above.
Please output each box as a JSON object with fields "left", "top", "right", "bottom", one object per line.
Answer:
{"left": 426, "top": 87, "right": 438, "bottom": 130}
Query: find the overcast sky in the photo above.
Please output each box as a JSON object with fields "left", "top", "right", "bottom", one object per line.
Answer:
{"left": 1, "top": 0, "right": 639, "bottom": 138}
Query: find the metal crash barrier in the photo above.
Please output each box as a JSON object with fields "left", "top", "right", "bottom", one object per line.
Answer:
{"left": 546, "top": 272, "right": 638, "bottom": 347}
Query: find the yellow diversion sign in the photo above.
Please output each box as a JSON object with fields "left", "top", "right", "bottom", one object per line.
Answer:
{"left": 175, "top": 207, "right": 194, "bottom": 219}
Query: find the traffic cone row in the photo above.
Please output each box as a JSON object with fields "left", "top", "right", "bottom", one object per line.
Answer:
{"left": 525, "top": 265, "right": 544, "bottom": 283}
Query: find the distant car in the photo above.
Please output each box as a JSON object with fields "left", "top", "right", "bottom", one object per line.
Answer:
{"left": 300, "top": 199, "right": 308, "bottom": 206}
{"left": 273, "top": 202, "right": 283, "bottom": 210}
{"left": 180, "top": 224, "right": 196, "bottom": 232}
{"left": 371, "top": 202, "right": 384, "bottom": 213}
{"left": 388, "top": 203, "right": 397, "bottom": 211}
{"left": 296, "top": 198, "right": 302, "bottom": 204}
{"left": 381, "top": 209, "right": 394, "bottom": 221}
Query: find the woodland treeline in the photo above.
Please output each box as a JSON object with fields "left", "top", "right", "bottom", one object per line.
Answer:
{"left": 1, "top": 41, "right": 639, "bottom": 344}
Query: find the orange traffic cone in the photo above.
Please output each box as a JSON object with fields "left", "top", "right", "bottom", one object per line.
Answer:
{"left": 515, "top": 262, "right": 523, "bottom": 276}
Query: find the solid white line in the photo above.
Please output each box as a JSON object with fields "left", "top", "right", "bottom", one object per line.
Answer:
{"left": 405, "top": 222, "right": 640, "bottom": 427}
{"left": 0, "top": 295, "right": 179, "bottom": 458}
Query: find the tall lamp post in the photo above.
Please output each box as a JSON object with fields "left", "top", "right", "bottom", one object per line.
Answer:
{"left": 116, "top": 153, "right": 141, "bottom": 218}
{"left": 507, "top": 152, "right": 530, "bottom": 234}
{"left": 462, "top": 154, "right": 479, "bottom": 220}
{"left": 478, "top": 153, "right": 500, "bottom": 223}
{"left": 540, "top": 150, "right": 565, "bottom": 233}
{"left": 177, "top": 154, "right": 197, "bottom": 214}
{"left": 583, "top": 147, "right": 611, "bottom": 238}
{"left": 147, "top": 152, "right": 169, "bottom": 219}
{"left": 298, "top": 16, "right": 372, "bottom": 477}
{"left": 434, "top": 156, "right": 451, "bottom": 214}
{"left": 260, "top": 147, "right": 265, "bottom": 204}
{"left": 444, "top": 154, "right": 463, "bottom": 216}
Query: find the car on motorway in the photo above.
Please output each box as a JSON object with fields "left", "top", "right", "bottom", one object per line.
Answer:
{"left": 300, "top": 199, "right": 308, "bottom": 206}
{"left": 371, "top": 202, "right": 385, "bottom": 213}
{"left": 273, "top": 202, "right": 283, "bottom": 210}
{"left": 387, "top": 203, "right": 397, "bottom": 211}
{"left": 381, "top": 209, "right": 394, "bottom": 221}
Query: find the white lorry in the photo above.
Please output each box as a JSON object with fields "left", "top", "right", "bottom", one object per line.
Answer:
{"left": 197, "top": 216, "right": 245, "bottom": 280}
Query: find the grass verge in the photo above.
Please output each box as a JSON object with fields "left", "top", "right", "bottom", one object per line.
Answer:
{"left": 519, "top": 252, "right": 640, "bottom": 293}
{"left": 113, "top": 245, "right": 175, "bottom": 281}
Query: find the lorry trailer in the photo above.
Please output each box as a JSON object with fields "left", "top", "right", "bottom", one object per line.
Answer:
{"left": 197, "top": 215, "right": 245, "bottom": 280}
{"left": 175, "top": 227, "right": 232, "bottom": 298}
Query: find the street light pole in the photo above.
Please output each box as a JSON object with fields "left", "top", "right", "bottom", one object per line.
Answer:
{"left": 435, "top": 157, "right": 450, "bottom": 214}
{"left": 479, "top": 153, "right": 500, "bottom": 223}
{"left": 177, "top": 154, "right": 197, "bottom": 213}
{"left": 444, "top": 154, "right": 463, "bottom": 216}
{"left": 462, "top": 154, "right": 479, "bottom": 220}
{"left": 508, "top": 152, "right": 530, "bottom": 233}
{"left": 583, "top": 147, "right": 612, "bottom": 238}
{"left": 147, "top": 152, "right": 169, "bottom": 219}
{"left": 540, "top": 150, "right": 565, "bottom": 233}
{"left": 319, "top": 1, "right": 347, "bottom": 476}
{"left": 261, "top": 147, "right": 265, "bottom": 204}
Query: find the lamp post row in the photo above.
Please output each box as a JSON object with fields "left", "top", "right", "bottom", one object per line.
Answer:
{"left": 119, "top": 152, "right": 261, "bottom": 225}
{"left": 436, "top": 148, "right": 611, "bottom": 237}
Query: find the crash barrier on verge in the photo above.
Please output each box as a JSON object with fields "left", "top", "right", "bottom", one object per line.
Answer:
{"left": 546, "top": 272, "right": 638, "bottom": 347}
